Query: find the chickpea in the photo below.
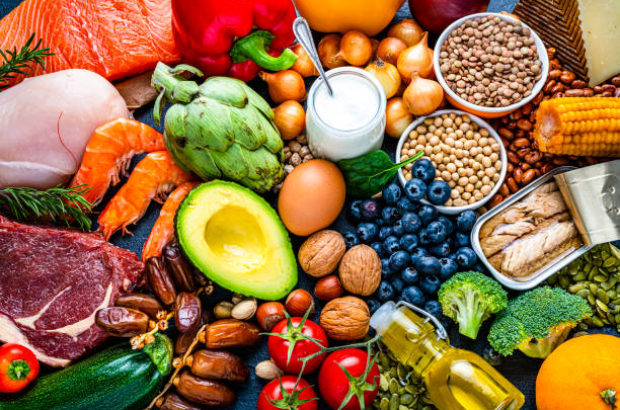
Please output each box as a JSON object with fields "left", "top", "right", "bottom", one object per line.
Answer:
{"left": 451, "top": 189, "right": 460, "bottom": 199}
{"left": 456, "top": 185, "right": 465, "bottom": 194}
{"left": 447, "top": 163, "right": 457, "bottom": 173}
{"left": 452, "top": 172, "right": 459, "bottom": 181}
{"left": 480, "top": 185, "right": 492, "bottom": 195}
{"left": 438, "top": 163, "right": 447, "bottom": 171}
{"left": 455, "top": 140, "right": 464, "bottom": 149}
{"left": 418, "top": 136, "right": 427, "bottom": 145}
{"left": 458, "top": 176, "right": 469, "bottom": 186}
{"left": 462, "top": 192, "right": 472, "bottom": 200}
{"left": 448, "top": 180, "right": 456, "bottom": 188}
{"left": 474, "top": 191, "right": 484, "bottom": 201}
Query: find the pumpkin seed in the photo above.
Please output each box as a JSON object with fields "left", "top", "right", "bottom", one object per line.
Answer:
{"left": 380, "top": 397, "right": 390, "bottom": 410}
{"left": 568, "top": 283, "right": 586, "bottom": 293}
{"left": 587, "top": 294, "right": 596, "bottom": 305}
{"left": 604, "top": 257, "right": 617, "bottom": 268}
{"left": 573, "top": 272, "right": 587, "bottom": 282}
{"left": 572, "top": 331, "right": 588, "bottom": 338}
{"left": 400, "top": 394, "right": 414, "bottom": 405}
{"left": 597, "top": 289, "right": 610, "bottom": 304}
{"left": 594, "top": 274, "right": 608, "bottom": 283}
{"left": 389, "top": 378, "right": 399, "bottom": 394}
{"left": 592, "top": 316, "right": 605, "bottom": 327}
{"left": 397, "top": 363, "right": 407, "bottom": 381}
{"left": 559, "top": 275, "right": 571, "bottom": 288}
{"left": 399, "top": 406, "right": 409, "bottom": 410}
{"left": 380, "top": 374, "right": 389, "bottom": 391}
{"left": 589, "top": 283, "right": 599, "bottom": 294}
{"left": 389, "top": 394, "right": 400, "bottom": 410}
{"left": 596, "top": 299, "right": 609, "bottom": 312}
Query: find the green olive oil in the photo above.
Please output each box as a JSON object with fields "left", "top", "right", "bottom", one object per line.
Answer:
{"left": 370, "top": 303, "right": 524, "bottom": 410}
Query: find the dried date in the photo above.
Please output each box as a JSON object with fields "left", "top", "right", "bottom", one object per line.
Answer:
{"left": 174, "top": 371, "right": 236, "bottom": 407}
{"left": 95, "top": 307, "right": 149, "bottom": 337}
{"left": 175, "top": 292, "right": 202, "bottom": 333}
{"left": 114, "top": 293, "right": 162, "bottom": 319}
{"left": 186, "top": 350, "right": 249, "bottom": 382}
{"left": 146, "top": 257, "right": 177, "bottom": 306}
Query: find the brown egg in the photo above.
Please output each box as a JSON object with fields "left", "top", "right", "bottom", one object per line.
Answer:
{"left": 278, "top": 159, "right": 346, "bottom": 236}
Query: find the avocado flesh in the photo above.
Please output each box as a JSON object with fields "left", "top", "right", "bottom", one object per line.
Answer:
{"left": 176, "top": 180, "right": 297, "bottom": 300}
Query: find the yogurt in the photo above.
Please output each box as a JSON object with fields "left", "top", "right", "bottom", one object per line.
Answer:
{"left": 306, "top": 67, "right": 386, "bottom": 162}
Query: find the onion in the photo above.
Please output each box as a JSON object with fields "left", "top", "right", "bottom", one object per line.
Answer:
{"left": 259, "top": 70, "right": 307, "bottom": 103}
{"left": 365, "top": 59, "right": 401, "bottom": 99}
{"left": 376, "top": 37, "right": 407, "bottom": 66}
{"left": 370, "top": 38, "right": 380, "bottom": 60}
{"left": 387, "top": 19, "right": 425, "bottom": 47}
{"left": 290, "top": 44, "right": 319, "bottom": 78}
{"left": 402, "top": 74, "right": 444, "bottom": 116}
{"left": 318, "top": 34, "right": 347, "bottom": 69}
{"left": 396, "top": 32, "right": 433, "bottom": 83}
{"left": 340, "top": 30, "right": 373, "bottom": 66}
{"left": 385, "top": 97, "right": 413, "bottom": 139}
{"left": 273, "top": 100, "right": 306, "bottom": 140}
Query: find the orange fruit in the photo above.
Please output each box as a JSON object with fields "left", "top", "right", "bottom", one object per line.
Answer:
{"left": 536, "top": 334, "right": 620, "bottom": 410}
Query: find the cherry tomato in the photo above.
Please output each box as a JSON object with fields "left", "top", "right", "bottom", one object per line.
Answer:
{"left": 0, "top": 344, "right": 40, "bottom": 393}
{"left": 268, "top": 316, "right": 328, "bottom": 374}
{"left": 257, "top": 375, "right": 318, "bottom": 410}
{"left": 318, "top": 348, "right": 380, "bottom": 410}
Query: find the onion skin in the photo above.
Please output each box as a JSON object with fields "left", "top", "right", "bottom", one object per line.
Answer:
{"left": 340, "top": 31, "right": 373, "bottom": 66}
{"left": 396, "top": 32, "right": 433, "bottom": 83}
{"left": 259, "top": 70, "right": 307, "bottom": 103}
{"left": 365, "top": 60, "right": 401, "bottom": 99}
{"left": 291, "top": 44, "right": 319, "bottom": 77}
{"left": 408, "top": 0, "right": 490, "bottom": 35}
{"left": 318, "top": 34, "right": 347, "bottom": 69}
{"left": 385, "top": 97, "right": 413, "bottom": 139}
{"left": 403, "top": 74, "right": 444, "bottom": 116}
{"left": 273, "top": 100, "right": 306, "bottom": 141}
{"left": 387, "top": 18, "right": 425, "bottom": 47}
{"left": 376, "top": 37, "right": 407, "bottom": 66}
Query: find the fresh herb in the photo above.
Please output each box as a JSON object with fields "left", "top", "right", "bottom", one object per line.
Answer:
{"left": 338, "top": 150, "right": 424, "bottom": 198}
{"left": 0, "top": 185, "right": 93, "bottom": 231}
{"left": 0, "top": 33, "right": 53, "bottom": 90}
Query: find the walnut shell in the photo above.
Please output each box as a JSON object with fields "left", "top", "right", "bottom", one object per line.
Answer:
{"left": 298, "top": 230, "right": 346, "bottom": 278}
{"left": 338, "top": 244, "right": 381, "bottom": 296}
{"left": 319, "top": 296, "right": 370, "bottom": 341}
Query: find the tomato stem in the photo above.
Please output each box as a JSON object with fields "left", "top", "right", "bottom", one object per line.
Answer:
{"left": 300, "top": 334, "right": 382, "bottom": 364}
{"left": 8, "top": 359, "right": 30, "bottom": 380}
{"left": 601, "top": 389, "right": 617, "bottom": 410}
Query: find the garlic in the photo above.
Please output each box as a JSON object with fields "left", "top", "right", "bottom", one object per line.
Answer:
{"left": 214, "top": 301, "right": 234, "bottom": 319}
{"left": 231, "top": 298, "right": 257, "bottom": 320}
{"left": 255, "top": 360, "right": 284, "bottom": 380}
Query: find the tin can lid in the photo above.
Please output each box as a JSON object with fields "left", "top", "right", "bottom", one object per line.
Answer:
{"left": 555, "top": 160, "right": 620, "bottom": 246}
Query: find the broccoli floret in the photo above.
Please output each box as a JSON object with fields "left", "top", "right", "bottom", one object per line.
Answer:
{"left": 438, "top": 271, "right": 508, "bottom": 339}
{"left": 488, "top": 286, "right": 592, "bottom": 358}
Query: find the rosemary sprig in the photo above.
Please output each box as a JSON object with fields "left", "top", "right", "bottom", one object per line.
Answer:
{"left": 0, "top": 185, "right": 93, "bottom": 231}
{"left": 0, "top": 33, "right": 53, "bottom": 89}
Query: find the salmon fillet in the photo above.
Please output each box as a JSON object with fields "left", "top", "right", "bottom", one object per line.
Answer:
{"left": 0, "top": 0, "right": 180, "bottom": 84}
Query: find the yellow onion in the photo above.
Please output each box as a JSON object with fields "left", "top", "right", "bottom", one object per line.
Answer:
{"left": 385, "top": 97, "right": 413, "bottom": 138}
{"left": 340, "top": 30, "right": 373, "bottom": 66}
{"left": 388, "top": 19, "right": 425, "bottom": 47}
{"left": 273, "top": 100, "right": 306, "bottom": 140}
{"left": 376, "top": 37, "right": 407, "bottom": 66}
{"left": 291, "top": 44, "right": 319, "bottom": 77}
{"left": 318, "top": 34, "right": 347, "bottom": 69}
{"left": 402, "top": 74, "right": 444, "bottom": 116}
{"left": 365, "top": 59, "right": 401, "bottom": 99}
{"left": 396, "top": 32, "right": 433, "bottom": 82}
{"left": 259, "top": 70, "right": 307, "bottom": 103}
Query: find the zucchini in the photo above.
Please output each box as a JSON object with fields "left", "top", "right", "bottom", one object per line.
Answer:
{"left": 0, "top": 333, "right": 173, "bottom": 410}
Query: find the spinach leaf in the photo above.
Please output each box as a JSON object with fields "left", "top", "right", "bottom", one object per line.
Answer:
{"left": 338, "top": 150, "right": 424, "bottom": 198}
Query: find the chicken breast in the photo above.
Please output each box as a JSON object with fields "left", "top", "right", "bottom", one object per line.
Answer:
{"left": 0, "top": 69, "right": 129, "bottom": 189}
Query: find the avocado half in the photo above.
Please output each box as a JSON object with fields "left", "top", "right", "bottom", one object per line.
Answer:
{"left": 176, "top": 180, "right": 297, "bottom": 300}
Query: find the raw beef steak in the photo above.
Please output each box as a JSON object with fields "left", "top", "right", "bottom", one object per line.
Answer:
{"left": 0, "top": 216, "right": 143, "bottom": 367}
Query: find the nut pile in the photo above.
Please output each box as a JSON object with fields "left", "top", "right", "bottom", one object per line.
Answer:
{"left": 439, "top": 16, "right": 543, "bottom": 107}
{"left": 273, "top": 133, "right": 314, "bottom": 192}
{"left": 401, "top": 113, "right": 503, "bottom": 207}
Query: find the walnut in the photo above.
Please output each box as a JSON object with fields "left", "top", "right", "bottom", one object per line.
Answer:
{"left": 320, "top": 296, "right": 370, "bottom": 341}
{"left": 338, "top": 244, "right": 381, "bottom": 296}
{"left": 298, "top": 230, "right": 346, "bottom": 278}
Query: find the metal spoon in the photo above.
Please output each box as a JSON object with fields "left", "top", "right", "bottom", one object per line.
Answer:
{"left": 292, "top": 17, "right": 334, "bottom": 96}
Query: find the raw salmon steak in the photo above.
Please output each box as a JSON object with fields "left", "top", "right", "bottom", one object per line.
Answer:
{"left": 0, "top": 0, "right": 180, "bottom": 84}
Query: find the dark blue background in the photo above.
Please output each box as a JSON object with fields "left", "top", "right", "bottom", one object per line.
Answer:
{"left": 1, "top": 1, "right": 613, "bottom": 409}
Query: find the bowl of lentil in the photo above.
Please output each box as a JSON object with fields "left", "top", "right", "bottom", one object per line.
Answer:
{"left": 396, "top": 109, "right": 507, "bottom": 214}
{"left": 434, "top": 12, "right": 549, "bottom": 119}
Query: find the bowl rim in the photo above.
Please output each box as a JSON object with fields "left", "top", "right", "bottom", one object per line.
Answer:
{"left": 433, "top": 12, "right": 549, "bottom": 114}
{"left": 396, "top": 109, "right": 508, "bottom": 215}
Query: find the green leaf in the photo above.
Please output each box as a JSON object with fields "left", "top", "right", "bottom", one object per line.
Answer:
{"left": 338, "top": 150, "right": 424, "bottom": 198}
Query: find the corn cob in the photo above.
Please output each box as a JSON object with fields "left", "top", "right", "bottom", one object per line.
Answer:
{"left": 533, "top": 97, "right": 620, "bottom": 157}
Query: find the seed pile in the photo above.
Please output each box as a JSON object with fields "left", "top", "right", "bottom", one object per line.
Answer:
{"left": 401, "top": 113, "right": 503, "bottom": 207}
{"left": 273, "top": 133, "right": 314, "bottom": 192}
{"left": 439, "top": 16, "right": 543, "bottom": 107}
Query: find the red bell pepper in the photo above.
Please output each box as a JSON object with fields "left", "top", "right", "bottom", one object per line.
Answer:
{"left": 171, "top": 0, "right": 298, "bottom": 82}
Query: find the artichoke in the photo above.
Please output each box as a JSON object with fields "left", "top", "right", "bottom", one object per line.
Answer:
{"left": 152, "top": 63, "right": 284, "bottom": 193}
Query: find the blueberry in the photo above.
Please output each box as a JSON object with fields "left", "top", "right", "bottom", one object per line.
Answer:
{"left": 357, "top": 222, "right": 378, "bottom": 242}
{"left": 392, "top": 220, "right": 405, "bottom": 237}
{"left": 455, "top": 231, "right": 471, "bottom": 248}
{"left": 402, "top": 286, "right": 426, "bottom": 306}
{"left": 343, "top": 232, "right": 360, "bottom": 249}
{"left": 379, "top": 226, "right": 394, "bottom": 241}
{"left": 381, "top": 206, "right": 400, "bottom": 225}
{"left": 438, "top": 258, "right": 458, "bottom": 281}
{"left": 416, "top": 256, "right": 441, "bottom": 276}
{"left": 404, "top": 178, "right": 427, "bottom": 202}
{"left": 456, "top": 210, "right": 477, "bottom": 232}
{"left": 371, "top": 242, "right": 385, "bottom": 258}
{"left": 375, "top": 218, "right": 386, "bottom": 227}
{"left": 397, "top": 198, "right": 417, "bottom": 214}
{"left": 401, "top": 212, "right": 422, "bottom": 234}
{"left": 389, "top": 250, "right": 410, "bottom": 272}
{"left": 412, "top": 158, "right": 436, "bottom": 183}
{"left": 376, "top": 281, "right": 395, "bottom": 302}
{"left": 418, "top": 228, "right": 433, "bottom": 246}
{"left": 348, "top": 200, "right": 363, "bottom": 221}
{"left": 383, "top": 236, "right": 401, "bottom": 254}
{"left": 399, "top": 234, "right": 419, "bottom": 253}
{"left": 437, "top": 215, "right": 455, "bottom": 235}
{"left": 474, "top": 262, "right": 487, "bottom": 274}
{"left": 429, "top": 242, "right": 451, "bottom": 258}
{"left": 361, "top": 199, "right": 381, "bottom": 220}
{"left": 382, "top": 183, "right": 402, "bottom": 205}
{"left": 400, "top": 267, "right": 419, "bottom": 285}
{"left": 381, "top": 258, "right": 393, "bottom": 279}
{"left": 427, "top": 220, "right": 448, "bottom": 244}
{"left": 391, "top": 277, "right": 404, "bottom": 293}
{"left": 366, "top": 298, "right": 382, "bottom": 315}
{"left": 455, "top": 247, "right": 478, "bottom": 268}
{"left": 410, "top": 247, "right": 429, "bottom": 266}
{"left": 418, "top": 205, "right": 438, "bottom": 226}
{"left": 427, "top": 180, "right": 451, "bottom": 205}
{"left": 420, "top": 275, "right": 441, "bottom": 295}
{"left": 424, "top": 300, "right": 443, "bottom": 318}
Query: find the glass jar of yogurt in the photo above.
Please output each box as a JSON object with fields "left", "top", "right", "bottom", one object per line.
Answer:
{"left": 306, "top": 67, "right": 386, "bottom": 162}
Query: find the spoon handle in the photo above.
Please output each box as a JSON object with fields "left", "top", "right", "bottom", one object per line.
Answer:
{"left": 292, "top": 17, "right": 334, "bottom": 96}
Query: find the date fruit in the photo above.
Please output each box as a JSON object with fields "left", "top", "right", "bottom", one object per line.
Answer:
{"left": 174, "top": 371, "right": 236, "bottom": 407}
{"left": 146, "top": 256, "right": 177, "bottom": 306}
{"left": 200, "top": 319, "right": 261, "bottom": 349}
{"left": 114, "top": 293, "right": 163, "bottom": 319}
{"left": 175, "top": 292, "right": 202, "bottom": 333}
{"left": 186, "top": 350, "right": 249, "bottom": 382}
{"left": 95, "top": 307, "right": 149, "bottom": 337}
{"left": 163, "top": 241, "right": 196, "bottom": 292}
{"left": 157, "top": 392, "right": 203, "bottom": 410}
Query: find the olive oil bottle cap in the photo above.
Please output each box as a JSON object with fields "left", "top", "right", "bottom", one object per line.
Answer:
{"left": 369, "top": 301, "right": 397, "bottom": 335}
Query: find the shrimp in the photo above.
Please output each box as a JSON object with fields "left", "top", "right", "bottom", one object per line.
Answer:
{"left": 97, "top": 151, "right": 195, "bottom": 240}
{"left": 141, "top": 181, "right": 200, "bottom": 262}
{"left": 70, "top": 118, "right": 165, "bottom": 206}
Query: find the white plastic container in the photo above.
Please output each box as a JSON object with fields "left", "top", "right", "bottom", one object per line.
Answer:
{"left": 306, "top": 67, "right": 386, "bottom": 162}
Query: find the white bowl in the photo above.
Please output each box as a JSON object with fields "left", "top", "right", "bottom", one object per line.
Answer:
{"left": 396, "top": 109, "right": 508, "bottom": 215}
{"left": 433, "top": 12, "right": 549, "bottom": 119}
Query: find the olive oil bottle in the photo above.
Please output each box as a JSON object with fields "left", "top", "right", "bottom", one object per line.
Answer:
{"left": 370, "top": 302, "right": 524, "bottom": 410}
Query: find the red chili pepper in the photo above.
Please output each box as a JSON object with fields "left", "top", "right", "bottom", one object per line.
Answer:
{"left": 171, "top": 0, "right": 298, "bottom": 82}
{"left": 0, "top": 344, "right": 39, "bottom": 393}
